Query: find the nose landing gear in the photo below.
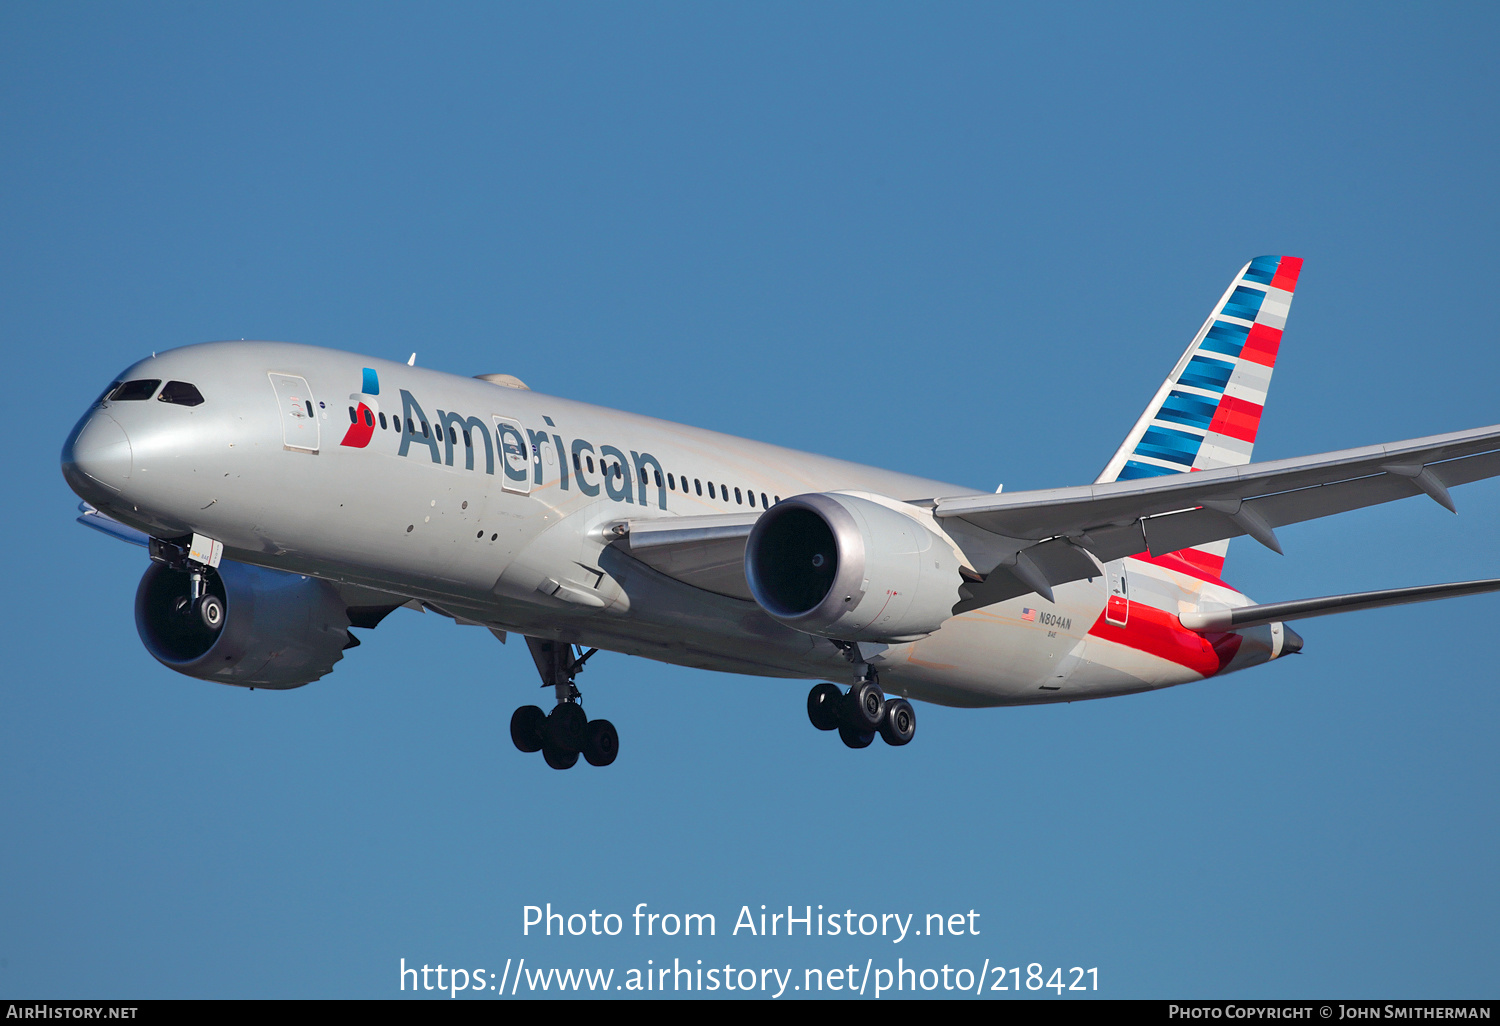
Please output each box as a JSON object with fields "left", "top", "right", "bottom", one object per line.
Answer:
{"left": 510, "top": 638, "right": 619, "bottom": 770}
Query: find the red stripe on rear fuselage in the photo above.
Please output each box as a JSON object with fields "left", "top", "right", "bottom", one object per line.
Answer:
{"left": 1087, "top": 601, "right": 1242, "bottom": 677}
{"left": 1129, "top": 550, "right": 1229, "bottom": 588}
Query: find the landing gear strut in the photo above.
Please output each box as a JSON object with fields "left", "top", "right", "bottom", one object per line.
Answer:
{"left": 806, "top": 646, "right": 917, "bottom": 749}
{"left": 150, "top": 536, "right": 225, "bottom": 632}
{"left": 510, "top": 637, "right": 619, "bottom": 769}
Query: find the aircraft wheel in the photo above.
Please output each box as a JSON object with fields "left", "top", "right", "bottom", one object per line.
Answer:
{"left": 582, "top": 719, "right": 619, "bottom": 767}
{"left": 510, "top": 705, "right": 546, "bottom": 753}
{"left": 547, "top": 702, "right": 588, "bottom": 754}
{"left": 807, "top": 682, "right": 843, "bottom": 731}
{"left": 542, "top": 742, "right": 579, "bottom": 770}
{"left": 844, "top": 680, "right": 886, "bottom": 734}
{"left": 879, "top": 698, "right": 916, "bottom": 746}
{"left": 194, "top": 594, "right": 225, "bottom": 631}
{"left": 838, "top": 724, "right": 875, "bottom": 749}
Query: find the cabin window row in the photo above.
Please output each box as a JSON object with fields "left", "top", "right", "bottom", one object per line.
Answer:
{"left": 348, "top": 407, "right": 477, "bottom": 447}
{"left": 349, "top": 407, "right": 781, "bottom": 508}
{"left": 568, "top": 450, "right": 781, "bottom": 509}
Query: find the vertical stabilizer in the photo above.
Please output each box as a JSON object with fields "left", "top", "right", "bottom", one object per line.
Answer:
{"left": 1096, "top": 255, "right": 1302, "bottom": 575}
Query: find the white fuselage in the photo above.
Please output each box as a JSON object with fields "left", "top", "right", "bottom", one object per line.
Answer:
{"left": 63, "top": 341, "right": 1289, "bottom": 708}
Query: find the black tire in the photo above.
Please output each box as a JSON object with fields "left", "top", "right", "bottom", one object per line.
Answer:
{"left": 542, "top": 742, "right": 579, "bottom": 770}
{"left": 879, "top": 698, "right": 916, "bottom": 746}
{"left": 838, "top": 724, "right": 875, "bottom": 749}
{"left": 807, "top": 682, "right": 843, "bottom": 731}
{"left": 547, "top": 702, "right": 588, "bottom": 754}
{"left": 582, "top": 719, "right": 619, "bottom": 767}
{"left": 194, "top": 594, "right": 225, "bottom": 631}
{"left": 844, "top": 680, "right": 886, "bottom": 733}
{"left": 509, "top": 705, "right": 546, "bottom": 753}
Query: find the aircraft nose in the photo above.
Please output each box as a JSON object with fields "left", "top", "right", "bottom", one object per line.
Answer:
{"left": 61, "top": 412, "right": 132, "bottom": 497}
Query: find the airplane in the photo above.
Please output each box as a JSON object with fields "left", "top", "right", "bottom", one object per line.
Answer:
{"left": 60, "top": 255, "right": 1500, "bottom": 770}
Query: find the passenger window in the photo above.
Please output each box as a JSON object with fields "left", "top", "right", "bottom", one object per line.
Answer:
{"left": 761, "top": 492, "right": 768, "bottom": 508}
{"left": 449, "top": 426, "right": 457, "bottom": 445}
{"left": 464, "top": 430, "right": 472, "bottom": 448}
{"left": 364, "top": 408, "right": 373, "bottom": 426}
{"left": 379, "top": 412, "right": 387, "bottom": 430}
{"left": 587, "top": 456, "right": 595, "bottom": 473}
{"left": 654, "top": 469, "right": 662, "bottom": 486}
{"left": 348, "top": 407, "right": 358, "bottom": 423}
{"left": 422, "top": 422, "right": 429, "bottom": 438}
{"left": 109, "top": 379, "right": 161, "bottom": 401}
{"left": 695, "top": 479, "right": 702, "bottom": 496}
{"left": 157, "top": 381, "right": 204, "bottom": 407}
{"left": 708, "top": 482, "right": 716, "bottom": 499}
{"left": 668, "top": 473, "right": 675, "bottom": 490}
{"left": 573, "top": 452, "right": 582, "bottom": 474}
{"left": 406, "top": 418, "right": 415, "bottom": 434}
{"left": 734, "top": 487, "right": 742, "bottom": 505}
{"left": 774, "top": 495, "right": 780, "bottom": 504}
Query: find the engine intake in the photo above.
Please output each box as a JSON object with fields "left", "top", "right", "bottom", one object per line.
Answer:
{"left": 135, "top": 560, "right": 353, "bottom": 689}
{"left": 745, "top": 492, "right": 961, "bottom": 643}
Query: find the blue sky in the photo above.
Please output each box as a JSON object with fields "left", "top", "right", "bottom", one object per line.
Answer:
{"left": 3, "top": 2, "right": 1498, "bottom": 999}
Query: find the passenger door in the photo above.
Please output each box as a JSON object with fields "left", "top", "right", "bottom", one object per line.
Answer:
{"left": 268, "top": 373, "right": 319, "bottom": 454}
{"left": 493, "top": 416, "right": 532, "bottom": 495}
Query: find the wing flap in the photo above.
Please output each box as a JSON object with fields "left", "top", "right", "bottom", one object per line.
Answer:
{"left": 950, "top": 536, "right": 1103, "bottom": 613}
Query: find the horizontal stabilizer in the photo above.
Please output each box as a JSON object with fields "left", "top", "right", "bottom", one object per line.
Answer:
{"left": 1179, "top": 578, "right": 1500, "bottom": 632}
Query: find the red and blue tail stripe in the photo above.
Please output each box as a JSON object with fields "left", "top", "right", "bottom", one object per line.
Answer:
{"left": 1096, "top": 256, "right": 1302, "bottom": 575}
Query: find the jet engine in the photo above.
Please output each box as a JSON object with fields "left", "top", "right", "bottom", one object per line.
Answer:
{"left": 744, "top": 492, "right": 962, "bottom": 643}
{"left": 135, "top": 560, "right": 353, "bottom": 689}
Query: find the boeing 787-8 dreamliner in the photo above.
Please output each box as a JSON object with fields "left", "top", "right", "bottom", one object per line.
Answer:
{"left": 61, "top": 257, "right": 1500, "bottom": 768}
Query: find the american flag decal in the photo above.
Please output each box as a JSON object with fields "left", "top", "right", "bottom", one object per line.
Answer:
{"left": 1021, "top": 608, "right": 1037, "bottom": 622}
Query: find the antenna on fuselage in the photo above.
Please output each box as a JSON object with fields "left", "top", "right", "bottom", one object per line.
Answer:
{"left": 408, "top": 353, "right": 416, "bottom": 366}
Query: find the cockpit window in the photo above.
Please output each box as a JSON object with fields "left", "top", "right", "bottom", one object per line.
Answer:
{"left": 94, "top": 381, "right": 122, "bottom": 406}
{"left": 157, "top": 381, "right": 205, "bottom": 407}
{"left": 108, "top": 379, "right": 161, "bottom": 401}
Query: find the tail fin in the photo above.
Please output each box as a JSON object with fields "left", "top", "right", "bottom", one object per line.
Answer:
{"left": 1096, "top": 255, "right": 1302, "bottom": 574}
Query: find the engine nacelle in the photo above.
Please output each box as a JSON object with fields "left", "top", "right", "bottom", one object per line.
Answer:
{"left": 744, "top": 492, "right": 962, "bottom": 643}
{"left": 135, "top": 560, "right": 352, "bottom": 689}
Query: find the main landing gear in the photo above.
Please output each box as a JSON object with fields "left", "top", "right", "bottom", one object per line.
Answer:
{"left": 806, "top": 678, "right": 916, "bottom": 749}
{"left": 510, "top": 637, "right": 619, "bottom": 770}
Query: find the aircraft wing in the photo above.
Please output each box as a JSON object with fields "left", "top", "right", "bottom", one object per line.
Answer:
{"left": 77, "top": 502, "right": 150, "bottom": 546}
{"left": 931, "top": 422, "right": 1500, "bottom": 609}
{"left": 608, "top": 512, "right": 760, "bottom": 601}
{"left": 938, "top": 421, "right": 1500, "bottom": 565}
{"left": 608, "top": 424, "right": 1500, "bottom": 609}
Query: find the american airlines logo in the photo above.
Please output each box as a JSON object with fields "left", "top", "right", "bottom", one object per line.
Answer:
{"left": 339, "top": 367, "right": 381, "bottom": 449}
{"left": 339, "top": 367, "right": 668, "bottom": 509}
